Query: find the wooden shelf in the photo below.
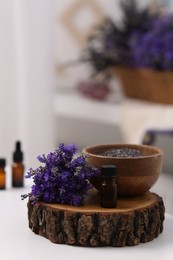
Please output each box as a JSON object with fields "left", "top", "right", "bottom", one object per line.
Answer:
{"left": 54, "top": 91, "right": 121, "bottom": 125}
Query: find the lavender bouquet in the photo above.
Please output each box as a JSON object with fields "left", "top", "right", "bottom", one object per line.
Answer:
{"left": 22, "top": 144, "right": 99, "bottom": 206}
{"left": 83, "top": 0, "right": 159, "bottom": 72}
{"left": 130, "top": 14, "right": 173, "bottom": 70}
{"left": 83, "top": 0, "right": 173, "bottom": 73}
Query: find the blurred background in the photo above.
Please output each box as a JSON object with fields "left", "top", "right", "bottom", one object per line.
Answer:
{"left": 0, "top": 0, "right": 173, "bottom": 180}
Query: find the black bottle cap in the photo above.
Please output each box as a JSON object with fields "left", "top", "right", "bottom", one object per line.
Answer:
{"left": 13, "top": 141, "right": 23, "bottom": 162}
{"left": 101, "top": 165, "right": 117, "bottom": 179}
{"left": 0, "top": 158, "right": 6, "bottom": 168}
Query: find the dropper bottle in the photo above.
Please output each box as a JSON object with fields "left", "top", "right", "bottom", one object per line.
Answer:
{"left": 12, "top": 141, "right": 24, "bottom": 187}
{"left": 0, "top": 158, "right": 6, "bottom": 190}
{"left": 100, "top": 165, "right": 117, "bottom": 208}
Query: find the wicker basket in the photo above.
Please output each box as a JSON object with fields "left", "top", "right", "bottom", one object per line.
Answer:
{"left": 114, "top": 67, "right": 173, "bottom": 104}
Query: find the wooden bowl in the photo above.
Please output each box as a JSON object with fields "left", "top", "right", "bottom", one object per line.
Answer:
{"left": 82, "top": 144, "right": 163, "bottom": 197}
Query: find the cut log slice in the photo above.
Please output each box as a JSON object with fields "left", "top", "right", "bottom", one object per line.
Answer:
{"left": 27, "top": 191, "right": 165, "bottom": 247}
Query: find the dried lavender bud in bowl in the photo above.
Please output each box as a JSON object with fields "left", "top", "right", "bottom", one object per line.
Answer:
{"left": 99, "top": 148, "right": 143, "bottom": 157}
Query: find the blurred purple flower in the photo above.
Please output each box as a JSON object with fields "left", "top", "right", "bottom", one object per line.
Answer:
{"left": 83, "top": 0, "right": 173, "bottom": 72}
{"left": 130, "top": 15, "right": 173, "bottom": 70}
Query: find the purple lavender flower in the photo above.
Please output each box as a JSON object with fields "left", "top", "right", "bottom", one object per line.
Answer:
{"left": 130, "top": 15, "right": 173, "bottom": 70}
{"left": 21, "top": 144, "right": 99, "bottom": 206}
{"left": 83, "top": 0, "right": 161, "bottom": 72}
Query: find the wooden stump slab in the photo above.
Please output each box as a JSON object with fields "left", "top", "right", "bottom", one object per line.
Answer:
{"left": 27, "top": 191, "right": 165, "bottom": 247}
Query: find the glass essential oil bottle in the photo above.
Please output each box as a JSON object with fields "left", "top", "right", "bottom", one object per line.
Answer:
{"left": 0, "top": 158, "right": 6, "bottom": 190}
{"left": 12, "top": 141, "right": 24, "bottom": 187}
{"left": 100, "top": 165, "right": 117, "bottom": 208}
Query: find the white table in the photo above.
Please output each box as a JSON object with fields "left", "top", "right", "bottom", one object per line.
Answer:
{"left": 0, "top": 186, "right": 173, "bottom": 260}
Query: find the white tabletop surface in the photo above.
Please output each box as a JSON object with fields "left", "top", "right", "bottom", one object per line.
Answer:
{"left": 0, "top": 184, "right": 173, "bottom": 260}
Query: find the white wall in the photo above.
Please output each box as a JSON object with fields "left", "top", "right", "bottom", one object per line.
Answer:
{"left": 0, "top": 0, "right": 56, "bottom": 169}
{"left": 0, "top": 0, "right": 19, "bottom": 165}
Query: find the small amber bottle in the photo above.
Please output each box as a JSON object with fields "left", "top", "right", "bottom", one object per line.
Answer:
{"left": 100, "top": 165, "right": 117, "bottom": 208}
{"left": 12, "top": 141, "right": 24, "bottom": 187}
{"left": 0, "top": 158, "right": 6, "bottom": 190}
